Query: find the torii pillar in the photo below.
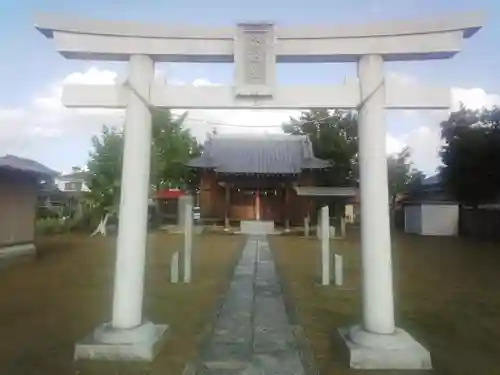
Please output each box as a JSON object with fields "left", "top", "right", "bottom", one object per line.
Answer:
{"left": 337, "top": 54, "right": 428, "bottom": 368}
{"left": 82, "top": 54, "right": 168, "bottom": 361}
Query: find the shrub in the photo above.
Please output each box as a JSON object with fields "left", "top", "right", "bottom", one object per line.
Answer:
{"left": 35, "top": 217, "right": 71, "bottom": 235}
{"left": 36, "top": 206, "right": 61, "bottom": 219}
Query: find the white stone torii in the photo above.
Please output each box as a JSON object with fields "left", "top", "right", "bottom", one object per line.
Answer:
{"left": 35, "top": 12, "right": 483, "bottom": 368}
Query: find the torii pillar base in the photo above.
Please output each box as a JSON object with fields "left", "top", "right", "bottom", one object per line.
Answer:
{"left": 338, "top": 325, "right": 432, "bottom": 370}
{"left": 74, "top": 321, "right": 168, "bottom": 362}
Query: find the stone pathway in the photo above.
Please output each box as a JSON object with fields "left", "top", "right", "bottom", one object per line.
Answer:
{"left": 194, "top": 235, "right": 306, "bottom": 375}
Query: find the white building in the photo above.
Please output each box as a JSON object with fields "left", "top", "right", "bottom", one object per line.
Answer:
{"left": 403, "top": 175, "right": 459, "bottom": 236}
{"left": 55, "top": 167, "right": 89, "bottom": 192}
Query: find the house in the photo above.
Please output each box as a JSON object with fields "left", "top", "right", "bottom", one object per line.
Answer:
{"left": 37, "top": 167, "right": 89, "bottom": 217}
{"left": 402, "top": 174, "right": 459, "bottom": 236}
{"left": 55, "top": 167, "right": 89, "bottom": 192}
{"left": 186, "top": 134, "right": 357, "bottom": 230}
{"left": 0, "top": 155, "right": 58, "bottom": 266}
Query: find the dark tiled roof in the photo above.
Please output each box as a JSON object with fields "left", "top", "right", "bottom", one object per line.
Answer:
{"left": 421, "top": 174, "right": 441, "bottom": 186}
{"left": 0, "top": 155, "right": 59, "bottom": 178}
{"left": 187, "top": 135, "right": 329, "bottom": 174}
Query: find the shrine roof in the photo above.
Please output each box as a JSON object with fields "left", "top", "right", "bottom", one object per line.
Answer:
{"left": 187, "top": 134, "right": 329, "bottom": 174}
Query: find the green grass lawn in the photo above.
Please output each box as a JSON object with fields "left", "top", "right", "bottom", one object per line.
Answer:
{"left": 270, "top": 230, "right": 500, "bottom": 375}
{"left": 0, "top": 231, "right": 244, "bottom": 375}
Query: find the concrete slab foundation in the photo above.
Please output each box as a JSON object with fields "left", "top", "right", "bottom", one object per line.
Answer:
{"left": 338, "top": 325, "right": 432, "bottom": 370}
{"left": 0, "top": 243, "right": 36, "bottom": 269}
{"left": 74, "top": 321, "right": 168, "bottom": 361}
{"left": 240, "top": 220, "right": 275, "bottom": 235}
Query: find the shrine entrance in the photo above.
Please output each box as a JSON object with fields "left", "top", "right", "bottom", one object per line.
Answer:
{"left": 36, "top": 12, "right": 483, "bottom": 370}
{"left": 258, "top": 189, "right": 279, "bottom": 222}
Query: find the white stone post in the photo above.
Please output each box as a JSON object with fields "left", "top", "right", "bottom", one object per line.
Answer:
{"left": 224, "top": 184, "right": 231, "bottom": 231}
{"left": 321, "top": 206, "right": 330, "bottom": 286}
{"left": 177, "top": 195, "right": 192, "bottom": 230}
{"left": 316, "top": 209, "right": 321, "bottom": 240}
{"left": 334, "top": 254, "right": 343, "bottom": 286}
{"left": 304, "top": 216, "right": 310, "bottom": 237}
{"left": 340, "top": 215, "right": 346, "bottom": 238}
{"left": 112, "top": 55, "right": 155, "bottom": 329}
{"left": 170, "top": 251, "right": 179, "bottom": 284}
{"left": 357, "top": 54, "right": 395, "bottom": 334}
{"left": 255, "top": 191, "right": 261, "bottom": 220}
{"left": 329, "top": 225, "right": 336, "bottom": 238}
{"left": 183, "top": 201, "right": 193, "bottom": 283}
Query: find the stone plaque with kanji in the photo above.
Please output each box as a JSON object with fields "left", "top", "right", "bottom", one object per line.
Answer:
{"left": 234, "top": 23, "right": 275, "bottom": 98}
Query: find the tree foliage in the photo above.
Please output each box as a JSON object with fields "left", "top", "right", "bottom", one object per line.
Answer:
{"left": 150, "top": 110, "right": 201, "bottom": 191}
{"left": 85, "top": 125, "right": 123, "bottom": 217}
{"left": 387, "top": 146, "right": 424, "bottom": 206}
{"left": 439, "top": 106, "right": 500, "bottom": 206}
{"left": 282, "top": 109, "right": 358, "bottom": 186}
{"left": 85, "top": 110, "right": 200, "bottom": 216}
{"left": 282, "top": 109, "right": 423, "bottom": 195}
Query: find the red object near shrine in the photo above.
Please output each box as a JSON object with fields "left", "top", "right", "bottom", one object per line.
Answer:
{"left": 154, "top": 189, "right": 186, "bottom": 199}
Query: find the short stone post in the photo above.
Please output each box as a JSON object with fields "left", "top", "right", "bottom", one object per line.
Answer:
{"left": 330, "top": 225, "right": 336, "bottom": 238}
{"left": 320, "top": 206, "right": 330, "bottom": 286}
{"left": 340, "top": 215, "right": 347, "bottom": 238}
{"left": 224, "top": 184, "right": 231, "bottom": 231}
{"left": 316, "top": 209, "right": 322, "bottom": 240}
{"left": 183, "top": 201, "right": 193, "bottom": 283}
{"left": 304, "top": 216, "right": 310, "bottom": 237}
{"left": 334, "top": 254, "right": 343, "bottom": 286}
{"left": 170, "top": 252, "right": 179, "bottom": 284}
{"left": 177, "top": 195, "right": 193, "bottom": 231}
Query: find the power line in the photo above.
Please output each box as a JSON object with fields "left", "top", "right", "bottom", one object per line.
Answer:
{"left": 122, "top": 79, "right": 377, "bottom": 130}
{"left": 172, "top": 111, "right": 350, "bottom": 129}
{"left": 182, "top": 117, "right": 287, "bottom": 128}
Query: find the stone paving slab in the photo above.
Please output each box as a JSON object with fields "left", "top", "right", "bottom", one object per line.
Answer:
{"left": 193, "top": 235, "right": 305, "bottom": 375}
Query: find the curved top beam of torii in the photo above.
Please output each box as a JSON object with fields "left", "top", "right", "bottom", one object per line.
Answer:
{"left": 34, "top": 12, "right": 484, "bottom": 63}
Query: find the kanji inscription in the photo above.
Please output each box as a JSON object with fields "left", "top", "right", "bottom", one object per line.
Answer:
{"left": 235, "top": 23, "right": 275, "bottom": 98}
{"left": 243, "top": 31, "right": 267, "bottom": 85}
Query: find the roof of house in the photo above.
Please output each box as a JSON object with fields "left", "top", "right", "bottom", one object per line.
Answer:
{"left": 0, "top": 155, "right": 58, "bottom": 178}
{"left": 57, "top": 170, "right": 89, "bottom": 180}
{"left": 421, "top": 174, "right": 441, "bottom": 186}
{"left": 402, "top": 173, "right": 455, "bottom": 204}
{"left": 187, "top": 134, "right": 330, "bottom": 174}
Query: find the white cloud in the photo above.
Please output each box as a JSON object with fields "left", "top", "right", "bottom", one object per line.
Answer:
{"left": 452, "top": 87, "right": 500, "bottom": 111}
{"left": 0, "top": 68, "right": 124, "bottom": 168}
{"left": 398, "top": 125, "right": 444, "bottom": 175}
{"left": 386, "top": 134, "right": 406, "bottom": 155}
{"left": 64, "top": 68, "right": 119, "bottom": 85}
{"left": 388, "top": 86, "right": 500, "bottom": 175}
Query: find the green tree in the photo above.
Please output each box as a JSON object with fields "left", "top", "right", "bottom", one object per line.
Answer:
{"left": 150, "top": 110, "right": 201, "bottom": 192}
{"left": 439, "top": 106, "right": 500, "bottom": 206}
{"left": 85, "top": 110, "right": 201, "bottom": 221}
{"left": 85, "top": 125, "right": 124, "bottom": 218}
{"left": 387, "top": 146, "right": 424, "bottom": 210}
{"left": 282, "top": 109, "right": 358, "bottom": 186}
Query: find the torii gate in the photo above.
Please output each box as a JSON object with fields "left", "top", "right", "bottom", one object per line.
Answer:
{"left": 35, "top": 12, "right": 483, "bottom": 369}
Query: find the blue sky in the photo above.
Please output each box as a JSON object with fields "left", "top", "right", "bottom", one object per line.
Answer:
{"left": 0, "top": 0, "right": 498, "bottom": 175}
